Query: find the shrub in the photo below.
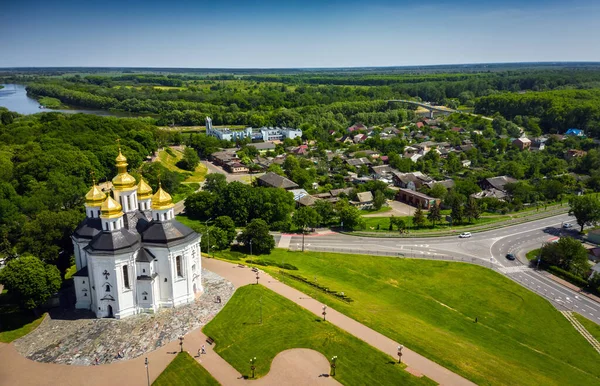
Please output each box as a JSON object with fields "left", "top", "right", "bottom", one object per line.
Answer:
{"left": 278, "top": 270, "right": 353, "bottom": 302}
{"left": 547, "top": 266, "right": 588, "bottom": 287}
{"left": 165, "top": 147, "right": 176, "bottom": 157}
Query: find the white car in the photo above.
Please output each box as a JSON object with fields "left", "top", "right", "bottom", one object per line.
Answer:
{"left": 562, "top": 223, "right": 573, "bottom": 229}
{"left": 459, "top": 232, "right": 472, "bottom": 238}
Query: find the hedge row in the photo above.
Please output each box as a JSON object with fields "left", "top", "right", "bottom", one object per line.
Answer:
{"left": 547, "top": 265, "right": 588, "bottom": 288}
{"left": 278, "top": 270, "right": 353, "bottom": 302}
{"left": 246, "top": 259, "right": 298, "bottom": 270}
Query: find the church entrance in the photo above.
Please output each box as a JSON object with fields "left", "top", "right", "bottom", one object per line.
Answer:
{"left": 107, "top": 305, "right": 114, "bottom": 318}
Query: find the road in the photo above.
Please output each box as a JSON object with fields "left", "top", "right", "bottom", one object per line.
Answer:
{"left": 283, "top": 213, "right": 600, "bottom": 324}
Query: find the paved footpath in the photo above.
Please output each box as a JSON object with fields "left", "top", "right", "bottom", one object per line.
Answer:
{"left": 204, "top": 258, "right": 475, "bottom": 386}
{"left": 0, "top": 258, "right": 473, "bottom": 386}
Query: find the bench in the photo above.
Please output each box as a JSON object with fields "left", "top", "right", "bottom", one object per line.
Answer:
{"left": 206, "top": 337, "right": 215, "bottom": 345}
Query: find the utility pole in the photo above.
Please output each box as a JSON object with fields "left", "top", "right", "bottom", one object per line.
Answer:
{"left": 205, "top": 217, "right": 213, "bottom": 257}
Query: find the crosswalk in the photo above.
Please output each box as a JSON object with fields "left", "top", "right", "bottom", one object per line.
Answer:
{"left": 498, "top": 266, "right": 530, "bottom": 274}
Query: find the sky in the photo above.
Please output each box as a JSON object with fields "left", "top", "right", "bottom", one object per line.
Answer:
{"left": 1, "top": 0, "right": 600, "bottom": 68}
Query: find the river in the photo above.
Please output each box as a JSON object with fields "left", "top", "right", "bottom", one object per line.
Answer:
{"left": 0, "top": 84, "right": 145, "bottom": 117}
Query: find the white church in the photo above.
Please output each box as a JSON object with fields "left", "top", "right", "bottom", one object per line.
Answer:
{"left": 71, "top": 149, "right": 202, "bottom": 319}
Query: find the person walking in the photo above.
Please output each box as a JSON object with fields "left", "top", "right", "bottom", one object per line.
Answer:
{"left": 201, "top": 345, "right": 206, "bottom": 354}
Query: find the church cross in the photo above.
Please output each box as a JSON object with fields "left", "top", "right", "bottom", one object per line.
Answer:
{"left": 103, "top": 270, "right": 110, "bottom": 280}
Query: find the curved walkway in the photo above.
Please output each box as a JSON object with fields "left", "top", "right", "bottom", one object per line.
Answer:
{"left": 0, "top": 258, "right": 473, "bottom": 386}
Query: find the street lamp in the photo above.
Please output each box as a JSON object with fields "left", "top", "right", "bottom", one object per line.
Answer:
{"left": 330, "top": 356, "right": 337, "bottom": 376}
{"left": 397, "top": 345, "right": 404, "bottom": 363}
{"left": 179, "top": 336, "right": 184, "bottom": 353}
{"left": 145, "top": 358, "right": 150, "bottom": 386}
{"left": 322, "top": 305, "right": 327, "bottom": 321}
{"left": 206, "top": 217, "right": 213, "bottom": 257}
{"left": 256, "top": 271, "right": 260, "bottom": 285}
{"left": 250, "top": 357, "right": 257, "bottom": 378}
{"left": 249, "top": 239, "right": 253, "bottom": 263}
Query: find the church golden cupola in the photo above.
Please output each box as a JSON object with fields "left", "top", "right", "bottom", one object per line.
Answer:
{"left": 111, "top": 145, "right": 139, "bottom": 213}
{"left": 151, "top": 183, "right": 175, "bottom": 221}
{"left": 84, "top": 177, "right": 106, "bottom": 218}
{"left": 137, "top": 176, "right": 153, "bottom": 211}
{"left": 100, "top": 194, "right": 124, "bottom": 231}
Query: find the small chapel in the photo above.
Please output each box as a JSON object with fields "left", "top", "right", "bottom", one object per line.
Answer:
{"left": 71, "top": 148, "right": 202, "bottom": 319}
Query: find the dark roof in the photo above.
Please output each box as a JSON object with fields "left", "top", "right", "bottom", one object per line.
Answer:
{"left": 257, "top": 172, "right": 299, "bottom": 190}
{"left": 86, "top": 228, "right": 140, "bottom": 255}
{"left": 73, "top": 217, "right": 103, "bottom": 239}
{"left": 136, "top": 248, "right": 156, "bottom": 263}
{"left": 485, "top": 176, "right": 517, "bottom": 191}
{"left": 298, "top": 195, "right": 317, "bottom": 207}
{"left": 141, "top": 220, "right": 199, "bottom": 247}
{"left": 73, "top": 266, "right": 88, "bottom": 277}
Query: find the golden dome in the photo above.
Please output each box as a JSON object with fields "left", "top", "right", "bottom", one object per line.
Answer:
{"left": 137, "top": 177, "right": 153, "bottom": 200}
{"left": 116, "top": 149, "right": 128, "bottom": 165}
{"left": 85, "top": 183, "right": 106, "bottom": 207}
{"left": 112, "top": 148, "right": 137, "bottom": 191}
{"left": 100, "top": 195, "right": 123, "bottom": 219}
{"left": 112, "top": 172, "right": 137, "bottom": 190}
{"left": 151, "top": 185, "right": 174, "bottom": 210}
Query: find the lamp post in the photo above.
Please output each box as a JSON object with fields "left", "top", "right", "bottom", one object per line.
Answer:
{"left": 302, "top": 223, "right": 306, "bottom": 252}
{"left": 145, "top": 358, "right": 150, "bottom": 386}
{"left": 330, "top": 356, "right": 337, "bottom": 376}
{"left": 249, "top": 239, "right": 253, "bottom": 264}
{"left": 179, "top": 336, "right": 184, "bottom": 353}
{"left": 256, "top": 271, "right": 259, "bottom": 285}
{"left": 250, "top": 357, "right": 257, "bottom": 378}
{"left": 322, "top": 305, "right": 327, "bottom": 321}
{"left": 206, "top": 217, "right": 213, "bottom": 257}
{"left": 397, "top": 345, "right": 404, "bottom": 363}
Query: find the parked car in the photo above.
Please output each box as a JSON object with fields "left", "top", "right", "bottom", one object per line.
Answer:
{"left": 562, "top": 223, "right": 573, "bottom": 229}
{"left": 506, "top": 253, "right": 516, "bottom": 260}
{"left": 459, "top": 232, "right": 472, "bottom": 238}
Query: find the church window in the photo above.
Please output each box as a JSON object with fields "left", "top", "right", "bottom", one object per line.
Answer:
{"left": 192, "top": 264, "right": 196, "bottom": 272}
{"left": 123, "top": 266, "right": 130, "bottom": 289}
{"left": 142, "top": 268, "right": 146, "bottom": 273}
{"left": 144, "top": 296, "right": 147, "bottom": 300}
{"left": 176, "top": 256, "right": 183, "bottom": 278}
{"left": 104, "top": 223, "right": 108, "bottom": 231}
{"left": 84, "top": 293, "right": 87, "bottom": 297}
{"left": 105, "top": 285, "right": 110, "bottom": 292}
{"left": 164, "top": 278, "right": 168, "bottom": 282}
{"left": 83, "top": 281, "right": 85, "bottom": 284}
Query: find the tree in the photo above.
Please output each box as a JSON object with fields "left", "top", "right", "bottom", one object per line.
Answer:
{"left": 427, "top": 201, "right": 442, "bottom": 227}
{"left": 412, "top": 204, "right": 426, "bottom": 228}
{"left": 205, "top": 227, "right": 230, "bottom": 252}
{"left": 373, "top": 190, "right": 386, "bottom": 210}
{"left": 236, "top": 219, "right": 275, "bottom": 255}
{"left": 292, "top": 207, "right": 321, "bottom": 232}
{"left": 337, "top": 200, "right": 363, "bottom": 230}
{"left": 428, "top": 183, "right": 448, "bottom": 200}
{"left": 184, "top": 191, "right": 216, "bottom": 220}
{"left": 176, "top": 147, "right": 200, "bottom": 171}
{"left": 203, "top": 173, "right": 228, "bottom": 193}
{"left": 214, "top": 215, "right": 236, "bottom": 245}
{"left": 464, "top": 197, "right": 481, "bottom": 223}
{"left": 0, "top": 255, "right": 61, "bottom": 311}
{"left": 451, "top": 201, "right": 464, "bottom": 224}
{"left": 540, "top": 237, "right": 589, "bottom": 277}
{"left": 569, "top": 195, "right": 600, "bottom": 233}
{"left": 314, "top": 200, "right": 335, "bottom": 226}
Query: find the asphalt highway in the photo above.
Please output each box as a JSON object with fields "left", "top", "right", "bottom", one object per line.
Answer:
{"left": 284, "top": 213, "right": 600, "bottom": 324}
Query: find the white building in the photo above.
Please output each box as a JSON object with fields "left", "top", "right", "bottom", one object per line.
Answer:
{"left": 205, "top": 117, "right": 253, "bottom": 141}
{"left": 71, "top": 149, "right": 202, "bottom": 319}
{"left": 205, "top": 116, "right": 302, "bottom": 142}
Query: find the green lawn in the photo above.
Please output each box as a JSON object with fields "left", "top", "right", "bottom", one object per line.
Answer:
{"left": 526, "top": 248, "right": 541, "bottom": 261}
{"left": 157, "top": 149, "right": 207, "bottom": 183}
{"left": 220, "top": 249, "right": 600, "bottom": 386}
{"left": 0, "top": 290, "right": 46, "bottom": 343}
{"left": 573, "top": 313, "right": 600, "bottom": 342}
{"left": 153, "top": 352, "right": 220, "bottom": 386}
{"left": 203, "top": 285, "right": 434, "bottom": 386}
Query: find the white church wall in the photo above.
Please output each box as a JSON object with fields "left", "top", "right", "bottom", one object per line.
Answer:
{"left": 74, "top": 276, "right": 91, "bottom": 309}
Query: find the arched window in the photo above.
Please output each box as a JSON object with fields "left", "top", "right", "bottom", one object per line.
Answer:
{"left": 123, "top": 265, "right": 130, "bottom": 289}
{"left": 176, "top": 256, "right": 183, "bottom": 278}
{"left": 105, "top": 285, "right": 110, "bottom": 292}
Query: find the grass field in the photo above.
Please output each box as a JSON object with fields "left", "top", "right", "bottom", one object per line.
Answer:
{"left": 526, "top": 248, "right": 541, "bottom": 261}
{"left": 203, "top": 285, "right": 434, "bottom": 385}
{"left": 157, "top": 148, "right": 207, "bottom": 184}
{"left": 215, "top": 249, "right": 600, "bottom": 386}
{"left": 0, "top": 290, "right": 46, "bottom": 343}
{"left": 152, "top": 352, "right": 220, "bottom": 386}
{"left": 573, "top": 313, "right": 600, "bottom": 342}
